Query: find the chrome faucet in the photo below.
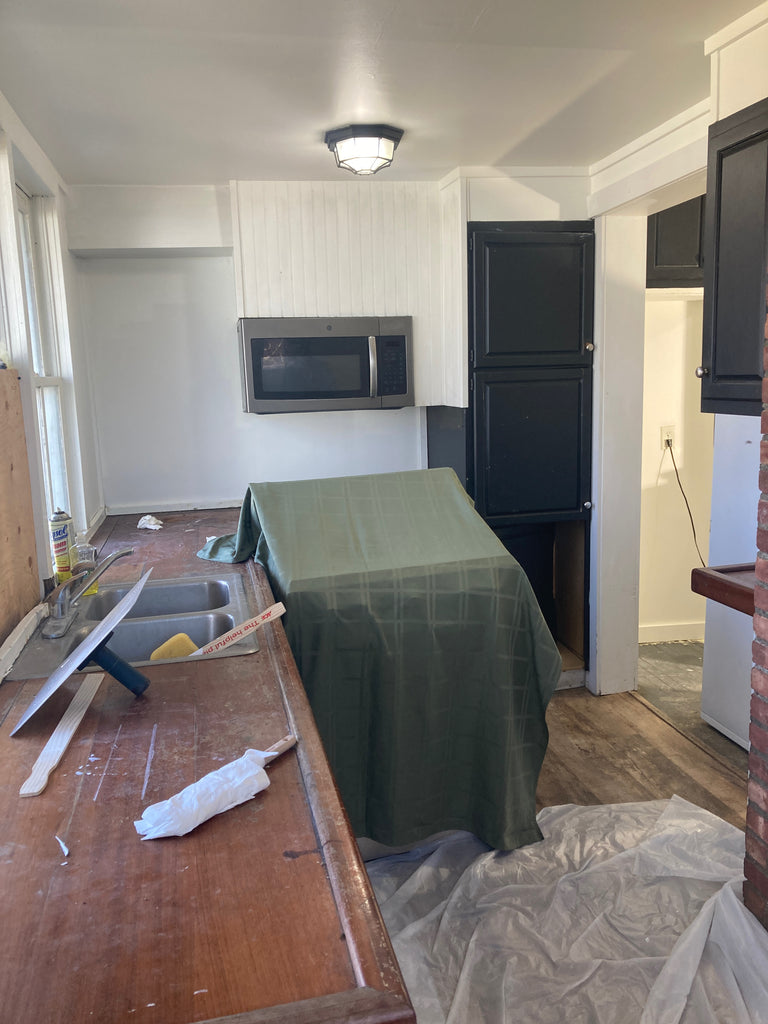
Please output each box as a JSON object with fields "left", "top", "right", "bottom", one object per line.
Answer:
{"left": 42, "top": 548, "right": 134, "bottom": 638}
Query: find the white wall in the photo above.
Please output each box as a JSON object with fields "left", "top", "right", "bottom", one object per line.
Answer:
{"left": 77, "top": 254, "right": 424, "bottom": 513}
{"left": 639, "top": 292, "right": 713, "bottom": 642}
{"left": 700, "top": 414, "right": 761, "bottom": 748}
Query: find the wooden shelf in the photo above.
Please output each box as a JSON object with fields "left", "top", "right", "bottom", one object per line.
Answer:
{"left": 690, "top": 563, "right": 756, "bottom": 616}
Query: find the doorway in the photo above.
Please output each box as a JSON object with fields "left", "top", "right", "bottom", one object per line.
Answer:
{"left": 637, "top": 288, "right": 745, "bottom": 771}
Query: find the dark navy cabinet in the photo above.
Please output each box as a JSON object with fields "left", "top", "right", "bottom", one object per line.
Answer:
{"left": 427, "top": 221, "right": 594, "bottom": 667}
{"left": 646, "top": 196, "right": 705, "bottom": 288}
{"left": 700, "top": 96, "right": 768, "bottom": 416}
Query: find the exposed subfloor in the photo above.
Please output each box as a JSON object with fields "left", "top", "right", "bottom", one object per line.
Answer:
{"left": 636, "top": 640, "right": 747, "bottom": 776}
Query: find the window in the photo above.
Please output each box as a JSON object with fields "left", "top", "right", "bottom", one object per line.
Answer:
{"left": 15, "top": 187, "right": 71, "bottom": 520}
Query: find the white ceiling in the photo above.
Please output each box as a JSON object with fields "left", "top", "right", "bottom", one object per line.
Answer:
{"left": 0, "top": 0, "right": 760, "bottom": 187}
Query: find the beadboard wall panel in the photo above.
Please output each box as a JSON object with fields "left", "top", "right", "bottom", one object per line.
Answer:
{"left": 231, "top": 180, "right": 454, "bottom": 407}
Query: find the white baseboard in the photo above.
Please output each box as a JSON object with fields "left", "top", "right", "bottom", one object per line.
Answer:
{"left": 105, "top": 498, "right": 243, "bottom": 516}
{"left": 86, "top": 506, "right": 107, "bottom": 539}
{"left": 638, "top": 622, "right": 705, "bottom": 644}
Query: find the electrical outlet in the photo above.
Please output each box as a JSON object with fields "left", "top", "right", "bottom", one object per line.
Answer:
{"left": 660, "top": 425, "right": 675, "bottom": 450}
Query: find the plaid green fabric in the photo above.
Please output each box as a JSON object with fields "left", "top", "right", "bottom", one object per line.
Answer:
{"left": 199, "top": 469, "right": 561, "bottom": 850}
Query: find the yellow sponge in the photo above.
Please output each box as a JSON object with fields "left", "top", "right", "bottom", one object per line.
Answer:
{"left": 150, "top": 632, "right": 199, "bottom": 660}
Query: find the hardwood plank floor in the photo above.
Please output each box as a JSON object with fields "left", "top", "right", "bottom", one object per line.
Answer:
{"left": 537, "top": 688, "right": 747, "bottom": 831}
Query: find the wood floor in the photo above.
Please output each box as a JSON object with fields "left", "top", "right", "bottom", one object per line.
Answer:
{"left": 536, "top": 688, "right": 747, "bottom": 832}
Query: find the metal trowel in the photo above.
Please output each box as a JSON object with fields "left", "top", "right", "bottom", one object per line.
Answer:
{"left": 11, "top": 569, "right": 154, "bottom": 736}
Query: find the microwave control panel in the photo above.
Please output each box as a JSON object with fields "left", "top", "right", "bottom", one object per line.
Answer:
{"left": 378, "top": 336, "right": 409, "bottom": 396}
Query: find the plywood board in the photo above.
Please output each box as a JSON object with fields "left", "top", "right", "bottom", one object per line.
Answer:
{"left": 0, "top": 367, "right": 39, "bottom": 645}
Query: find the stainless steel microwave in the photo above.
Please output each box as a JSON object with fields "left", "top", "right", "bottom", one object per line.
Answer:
{"left": 238, "top": 316, "right": 413, "bottom": 414}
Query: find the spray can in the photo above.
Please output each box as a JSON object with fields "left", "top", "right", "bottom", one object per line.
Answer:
{"left": 49, "top": 508, "right": 74, "bottom": 585}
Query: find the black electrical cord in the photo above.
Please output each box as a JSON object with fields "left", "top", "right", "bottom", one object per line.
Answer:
{"left": 666, "top": 440, "right": 706, "bottom": 568}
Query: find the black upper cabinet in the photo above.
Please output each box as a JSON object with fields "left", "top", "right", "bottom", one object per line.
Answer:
{"left": 646, "top": 196, "right": 705, "bottom": 288}
{"left": 470, "top": 222, "right": 594, "bottom": 368}
{"left": 700, "top": 96, "right": 768, "bottom": 416}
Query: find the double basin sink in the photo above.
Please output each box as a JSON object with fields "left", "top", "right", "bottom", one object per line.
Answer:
{"left": 7, "top": 573, "right": 259, "bottom": 680}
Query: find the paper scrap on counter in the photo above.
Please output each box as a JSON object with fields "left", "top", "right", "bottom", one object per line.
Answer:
{"left": 137, "top": 515, "right": 163, "bottom": 530}
{"left": 134, "top": 748, "right": 271, "bottom": 840}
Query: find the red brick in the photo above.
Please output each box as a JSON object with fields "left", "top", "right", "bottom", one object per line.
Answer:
{"left": 744, "top": 880, "right": 768, "bottom": 925}
{"left": 746, "top": 829, "right": 768, "bottom": 869}
{"left": 758, "top": 527, "right": 768, "bottom": 552}
{"left": 757, "top": 557, "right": 768, "bottom": 582}
{"left": 753, "top": 691, "right": 768, "bottom": 727}
{"left": 749, "top": 749, "right": 768, "bottom": 787}
{"left": 745, "top": 856, "right": 768, "bottom": 899}
{"left": 754, "top": 612, "right": 768, "bottom": 642}
{"left": 749, "top": 722, "right": 768, "bottom": 758}
{"left": 750, "top": 773, "right": 768, "bottom": 815}
{"left": 753, "top": 640, "right": 768, "bottom": 670}
{"left": 755, "top": 587, "right": 768, "bottom": 615}
{"left": 752, "top": 665, "right": 768, "bottom": 698}
{"left": 760, "top": 468, "right": 768, "bottom": 494}
{"left": 747, "top": 805, "right": 768, "bottom": 842}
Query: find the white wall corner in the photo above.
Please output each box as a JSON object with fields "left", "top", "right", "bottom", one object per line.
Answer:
{"left": 588, "top": 214, "right": 647, "bottom": 695}
{"left": 0, "top": 88, "right": 63, "bottom": 197}
{"left": 438, "top": 172, "right": 468, "bottom": 408}
{"left": 229, "top": 180, "right": 246, "bottom": 319}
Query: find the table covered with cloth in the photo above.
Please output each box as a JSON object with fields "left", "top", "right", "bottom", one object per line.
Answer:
{"left": 198, "top": 468, "right": 561, "bottom": 851}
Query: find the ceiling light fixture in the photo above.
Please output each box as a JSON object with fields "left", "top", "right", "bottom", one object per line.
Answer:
{"left": 324, "top": 124, "right": 404, "bottom": 176}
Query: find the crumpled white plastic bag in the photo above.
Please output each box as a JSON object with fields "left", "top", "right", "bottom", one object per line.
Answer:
{"left": 134, "top": 748, "right": 270, "bottom": 840}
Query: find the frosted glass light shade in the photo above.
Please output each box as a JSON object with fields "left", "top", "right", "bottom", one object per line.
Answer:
{"left": 325, "top": 124, "right": 404, "bottom": 175}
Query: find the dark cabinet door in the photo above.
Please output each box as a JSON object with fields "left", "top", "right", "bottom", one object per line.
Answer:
{"left": 700, "top": 96, "right": 768, "bottom": 416}
{"left": 469, "top": 222, "right": 594, "bottom": 368}
{"left": 646, "top": 196, "right": 705, "bottom": 288}
{"left": 473, "top": 367, "right": 592, "bottom": 524}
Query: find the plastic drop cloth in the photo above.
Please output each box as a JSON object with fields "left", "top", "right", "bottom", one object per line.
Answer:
{"left": 365, "top": 797, "right": 768, "bottom": 1024}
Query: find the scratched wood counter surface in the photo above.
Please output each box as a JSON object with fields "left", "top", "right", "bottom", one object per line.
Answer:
{"left": 0, "top": 510, "right": 414, "bottom": 1024}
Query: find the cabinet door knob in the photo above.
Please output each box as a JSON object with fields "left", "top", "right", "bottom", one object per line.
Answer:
{"left": 583, "top": 501, "right": 592, "bottom": 510}
{"left": 585, "top": 343, "right": 595, "bottom": 352}
{"left": 695, "top": 366, "right": 710, "bottom": 378}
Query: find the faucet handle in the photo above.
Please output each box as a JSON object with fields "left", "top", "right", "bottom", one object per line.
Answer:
{"left": 47, "top": 572, "right": 89, "bottom": 619}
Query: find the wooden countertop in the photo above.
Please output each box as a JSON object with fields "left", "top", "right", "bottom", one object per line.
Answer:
{"left": 690, "top": 562, "right": 756, "bottom": 617}
{"left": 0, "top": 510, "right": 414, "bottom": 1024}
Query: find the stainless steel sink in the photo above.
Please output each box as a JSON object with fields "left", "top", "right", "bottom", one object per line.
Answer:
{"left": 83, "top": 577, "right": 232, "bottom": 619}
{"left": 6, "top": 573, "right": 260, "bottom": 680}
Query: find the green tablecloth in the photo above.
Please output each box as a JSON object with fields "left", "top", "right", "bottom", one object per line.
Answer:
{"left": 199, "top": 469, "right": 561, "bottom": 851}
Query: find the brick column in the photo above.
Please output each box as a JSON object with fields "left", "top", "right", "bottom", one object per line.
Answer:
{"left": 745, "top": 285, "right": 768, "bottom": 923}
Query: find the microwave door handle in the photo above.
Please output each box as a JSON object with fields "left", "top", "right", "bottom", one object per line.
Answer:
{"left": 368, "top": 336, "right": 378, "bottom": 398}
